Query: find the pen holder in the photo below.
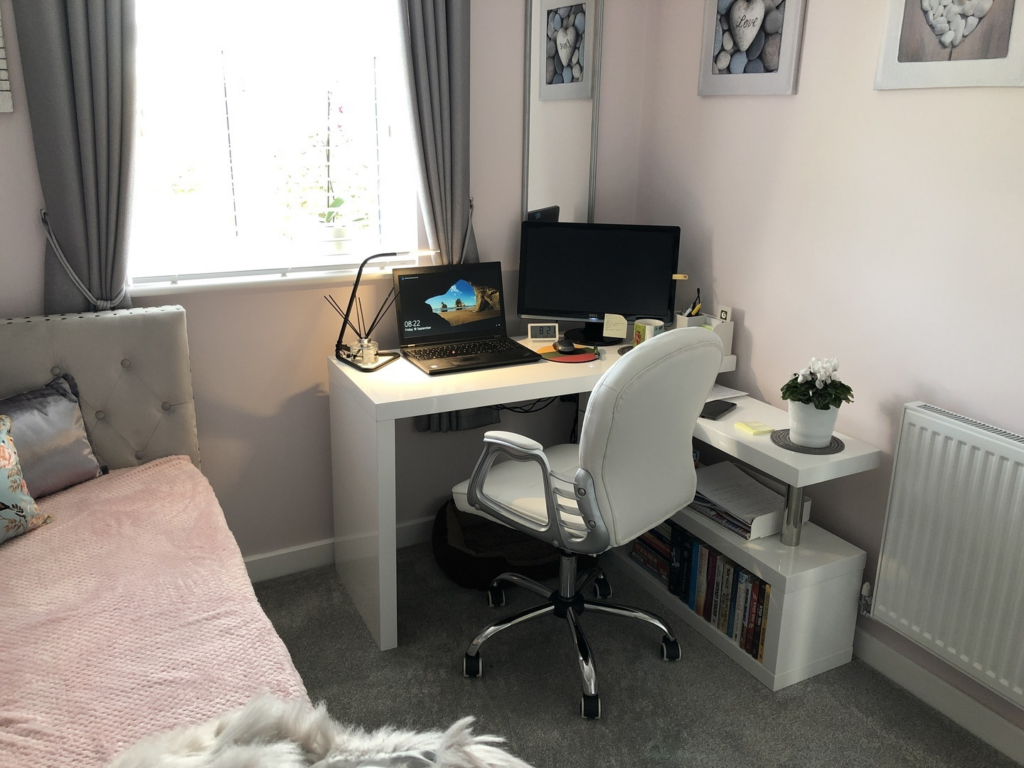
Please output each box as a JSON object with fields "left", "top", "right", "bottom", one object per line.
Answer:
{"left": 678, "top": 313, "right": 733, "bottom": 356}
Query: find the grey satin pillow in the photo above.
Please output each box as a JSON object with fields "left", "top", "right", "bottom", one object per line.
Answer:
{"left": 0, "top": 375, "right": 104, "bottom": 498}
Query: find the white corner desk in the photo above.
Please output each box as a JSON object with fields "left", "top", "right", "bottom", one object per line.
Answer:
{"left": 328, "top": 340, "right": 880, "bottom": 651}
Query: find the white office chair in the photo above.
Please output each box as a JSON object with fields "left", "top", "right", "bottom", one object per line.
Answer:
{"left": 451, "top": 328, "right": 724, "bottom": 718}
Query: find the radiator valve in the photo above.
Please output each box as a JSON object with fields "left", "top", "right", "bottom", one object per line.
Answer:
{"left": 859, "top": 582, "right": 873, "bottom": 616}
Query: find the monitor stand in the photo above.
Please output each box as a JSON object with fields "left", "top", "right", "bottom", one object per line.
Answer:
{"left": 565, "top": 322, "right": 621, "bottom": 347}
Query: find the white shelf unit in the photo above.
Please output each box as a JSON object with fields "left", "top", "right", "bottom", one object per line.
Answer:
{"left": 607, "top": 506, "right": 867, "bottom": 691}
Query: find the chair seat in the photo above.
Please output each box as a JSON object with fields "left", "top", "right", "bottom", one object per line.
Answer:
{"left": 452, "top": 443, "right": 581, "bottom": 527}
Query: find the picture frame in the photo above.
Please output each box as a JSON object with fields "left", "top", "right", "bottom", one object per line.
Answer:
{"left": 697, "top": 0, "right": 807, "bottom": 97}
{"left": 875, "top": 0, "right": 1024, "bottom": 89}
{"left": 538, "top": 1, "right": 593, "bottom": 101}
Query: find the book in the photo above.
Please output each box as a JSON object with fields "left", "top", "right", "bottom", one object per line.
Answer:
{"left": 752, "top": 581, "right": 767, "bottom": 660}
{"left": 687, "top": 538, "right": 701, "bottom": 610}
{"left": 738, "top": 576, "right": 752, "bottom": 648}
{"left": 733, "top": 571, "right": 751, "bottom": 643}
{"left": 710, "top": 555, "right": 724, "bottom": 626}
{"left": 629, "top": 548, "right": 669, "bottom": 584}
{"left": 678, "top": 532, "right": 693, "bottom": 602}
{"left": 703, "top": 551, "right": 717, "bottom": 622}
{"left": 667, "top": 527, "right": 685, "bottom": 597}
{"left": 745, "top": 580, "right": 761, "bottom": 654}
{"left": 693, "top": 462, "right": 811, "bottom": 541}
{"left": 640, "top": 531, "right": 671, "bottom": 560}
{"left": 633, "top": 537, "right": 669, "bottom": 567}
{"left": 757, "top": 583, "right": 771, "bottom": 663}
{"left": 687, "top": 500, "right": 753, "bottom": 540}
{"left": 719, "top": 560, "right": 736, "bottom": 635}
{"left": 632, "top": 540, "right": 670, "bottom": 575}
{"left": 695, "top": 545, "right": 709, "bottom": 615}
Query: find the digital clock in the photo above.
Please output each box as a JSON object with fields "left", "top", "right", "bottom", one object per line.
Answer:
{"left": 527, "top": 322, "right": 559, "bottom": 342}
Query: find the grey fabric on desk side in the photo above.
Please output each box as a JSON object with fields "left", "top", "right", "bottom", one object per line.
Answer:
{"left": 414, "top": 407, "right": 500, "bottom": 433}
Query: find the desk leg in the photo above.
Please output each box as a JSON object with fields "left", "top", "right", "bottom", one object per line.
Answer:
{"left": 782, "top": 485, "right": 804, "bottom": 547}
{"left": 329, "top": 380, "right": 398, "bottom": 651}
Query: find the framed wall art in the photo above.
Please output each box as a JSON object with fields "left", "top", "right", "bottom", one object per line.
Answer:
{"left": 875, "top": 0, "right": 1024, "bottom": 89}
{"left": 538, "top": 1, "right": 593, "bottom": 101}
{"left": 697, "top": 0, "right": 807, "bottom": 96}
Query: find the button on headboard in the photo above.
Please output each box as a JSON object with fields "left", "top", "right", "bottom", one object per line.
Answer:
{"left": 0, "top": 306, "right": 201, "bottom": 470}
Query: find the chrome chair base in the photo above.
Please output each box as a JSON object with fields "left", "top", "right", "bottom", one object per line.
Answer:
{"left": 462, "top": 552, "right": 680, "bottom": 719}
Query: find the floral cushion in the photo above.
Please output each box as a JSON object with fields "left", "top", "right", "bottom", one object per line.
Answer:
{"left": 0, "top": 415, "right": 51, "bottom": 544}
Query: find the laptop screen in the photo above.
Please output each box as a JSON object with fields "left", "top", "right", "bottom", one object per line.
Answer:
{"left": 393, "top": 262, "right": 507, "bottom": 347}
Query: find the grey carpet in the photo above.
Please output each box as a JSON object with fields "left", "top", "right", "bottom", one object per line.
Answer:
{"left": 254, "top": 544, "right": 1016, "bottom": 768}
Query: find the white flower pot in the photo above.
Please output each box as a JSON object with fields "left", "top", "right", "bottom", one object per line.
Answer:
{"left": 788, "top": 401, "right": 839, "bottom": 448}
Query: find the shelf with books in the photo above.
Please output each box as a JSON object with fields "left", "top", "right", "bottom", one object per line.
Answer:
{"left": 609, "top": 508, "right": 867, "bottom": 692}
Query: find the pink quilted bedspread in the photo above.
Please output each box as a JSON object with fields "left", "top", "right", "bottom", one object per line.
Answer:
{"left": 0, "top": 456, "right": 307, "bottom": 767}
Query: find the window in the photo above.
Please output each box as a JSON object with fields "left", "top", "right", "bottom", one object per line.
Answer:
{"left": 129, "top": 1, "right": 419, "bottom": 283}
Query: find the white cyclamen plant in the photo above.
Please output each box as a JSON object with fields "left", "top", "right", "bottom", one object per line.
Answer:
{"left": 780, "top": 357, "right": 854, "bottom": 411}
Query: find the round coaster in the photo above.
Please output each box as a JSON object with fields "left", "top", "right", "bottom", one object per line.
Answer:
{"left": 770, "top": 429, "right": 845, "bottom": 455}
{"left": 538, "top": 344, "right": 598, "bottom": 363}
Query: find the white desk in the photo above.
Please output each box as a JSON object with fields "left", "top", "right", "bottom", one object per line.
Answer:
{"left": 327, "top": 340, "right": 879, "bottom": 650}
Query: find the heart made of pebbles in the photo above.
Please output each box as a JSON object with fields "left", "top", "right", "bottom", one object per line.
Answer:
{"left": 921, "top": 0, "right": 995, "bottom": 49}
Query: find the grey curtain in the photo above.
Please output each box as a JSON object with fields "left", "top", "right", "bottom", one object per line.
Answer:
{"left": 401, "top": 0, "right": 497, "bottom": 434}
{"left": 13, "top": 0, "right": 135, "bottom": 314}
{"left": 400, "top": 0, "right": 479, "bottom": 267}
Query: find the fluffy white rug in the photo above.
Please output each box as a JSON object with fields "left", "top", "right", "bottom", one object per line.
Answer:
{"left": 109, "top": 695, "right": 534, "bottom": 768}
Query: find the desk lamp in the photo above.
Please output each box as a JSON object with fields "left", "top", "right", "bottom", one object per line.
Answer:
{"left": 326, "top": 252, "right": 402, "bottom": 373}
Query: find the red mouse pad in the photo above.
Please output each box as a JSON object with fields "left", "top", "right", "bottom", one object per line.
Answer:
{"left": 538, "top": 344, "right": 598, "bottom": 363}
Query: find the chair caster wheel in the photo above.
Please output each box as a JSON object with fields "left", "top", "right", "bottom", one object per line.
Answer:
{"left": 463, "top": 653, "right": 482, "bottom": 678}
{"left": 581, "top": 694, "right": 601, "bottom": 720}
{"left": 487, "top": 585, "right": 505, "bottom": 608}
{"left": 593, "top": 575, "right": 612, "bottom": 599}
{"left": 661, "top": 636, "right": 681, "bottom": 661}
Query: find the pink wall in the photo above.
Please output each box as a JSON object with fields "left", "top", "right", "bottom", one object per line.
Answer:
{"left": 0, "top": 0, "right": 45, "bottom": 317}
{"left": 613, "top": 0, "right": 1024, "bottom": 728}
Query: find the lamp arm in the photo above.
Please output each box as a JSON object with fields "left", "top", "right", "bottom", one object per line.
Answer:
{"left": 335, "top": 252, "right": 398, "bottom": 356}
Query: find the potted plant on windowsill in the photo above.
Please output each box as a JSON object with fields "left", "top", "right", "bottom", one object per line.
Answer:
{"left": 780, "top": 357, "right": 854, "bottom": 448}
{"left": 319, "top": 196, "right": 367, "bottom": 252}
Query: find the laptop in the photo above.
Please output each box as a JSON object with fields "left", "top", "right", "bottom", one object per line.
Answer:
{"left": 392, "top": 262, "right": 542, "bottom": 375}
{"left": 525, "top": 205, "right": 560, "bottom": 223}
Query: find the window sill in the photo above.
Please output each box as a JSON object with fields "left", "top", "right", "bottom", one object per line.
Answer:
{"left": 128, "top": 265, "right": 406, "bottom": 299}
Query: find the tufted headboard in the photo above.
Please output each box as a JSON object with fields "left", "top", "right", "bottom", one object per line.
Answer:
{"left": 0, "top": 305, "right": 201, "bottom": 470}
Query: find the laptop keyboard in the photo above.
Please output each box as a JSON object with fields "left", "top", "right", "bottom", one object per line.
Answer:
{"left": 406, "top": 337, "right": 523, "bottom": 361}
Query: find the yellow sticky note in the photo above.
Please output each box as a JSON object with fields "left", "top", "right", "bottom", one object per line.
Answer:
{"left": 602, "top": 313, "right": 628, "bottom": 339}
{"left": 735, "top": 421, "right": 774, "bottom": 436}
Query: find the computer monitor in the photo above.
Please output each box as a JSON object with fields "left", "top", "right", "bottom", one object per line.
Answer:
{"left": 517, "top": 220, "right": 681, "bottom": 345}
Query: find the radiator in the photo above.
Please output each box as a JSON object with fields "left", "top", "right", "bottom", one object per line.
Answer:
{"left": 873, "top": 402, "right": 1024, "bottom": 708}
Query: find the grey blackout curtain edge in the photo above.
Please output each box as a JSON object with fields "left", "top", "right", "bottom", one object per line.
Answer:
{"left": 12, "top": 0, "right": 135, "bottom": 314}
{"left": 401, "top": 0, "right": 497, "bottom": 434}
{"left": 400, "top": 0, "right": 479, "bottom": 267}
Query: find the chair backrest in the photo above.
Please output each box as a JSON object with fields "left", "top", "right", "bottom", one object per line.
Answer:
{"left": 576, "top": 328, "right": 723, "bottom": 547}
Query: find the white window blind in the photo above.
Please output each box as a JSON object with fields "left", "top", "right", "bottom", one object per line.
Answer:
{"left": 129, "top": 1, "right": 418, "bottom": 283}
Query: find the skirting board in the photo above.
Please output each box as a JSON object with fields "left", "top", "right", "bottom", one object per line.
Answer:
{"left": 244, "top": 514, "right": 435, "bottom": 583}
{"left": 854, "top": 627, "right": 1024, "bottom": 765}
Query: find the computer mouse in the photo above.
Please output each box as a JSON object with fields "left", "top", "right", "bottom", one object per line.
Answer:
{"left": 554, "top": 336, "right": 578, "bottom": 354}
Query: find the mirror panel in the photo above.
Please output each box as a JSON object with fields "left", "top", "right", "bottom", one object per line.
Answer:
{"left": 523, "top": 0, "right": 603, "bottom": 224}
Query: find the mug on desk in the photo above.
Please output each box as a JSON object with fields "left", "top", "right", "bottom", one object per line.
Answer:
{"left": 633, "top": 318, "right": 665, "bottom": 347}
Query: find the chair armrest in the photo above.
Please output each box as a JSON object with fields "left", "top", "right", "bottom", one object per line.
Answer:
{"left": 483, "top": 431, "right": 544, "bottom": 454}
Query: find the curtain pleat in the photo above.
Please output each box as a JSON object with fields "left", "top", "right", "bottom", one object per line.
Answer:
{"left": 13, "top": 0, "right": 135, "bottom": 313}
{"left": 400, "top": 0, "right": 495, "bottom": 434}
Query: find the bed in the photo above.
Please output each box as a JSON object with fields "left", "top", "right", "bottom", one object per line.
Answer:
{"left": 0, "top": 307, "right": 308, "bottom": 766}
{"left": 0, "top": 306, "right": 531, "bottom": 768}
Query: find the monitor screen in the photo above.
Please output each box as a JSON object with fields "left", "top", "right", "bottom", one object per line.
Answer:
{"left": 517, "top": 221, "right": 680, "bottom": 339}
